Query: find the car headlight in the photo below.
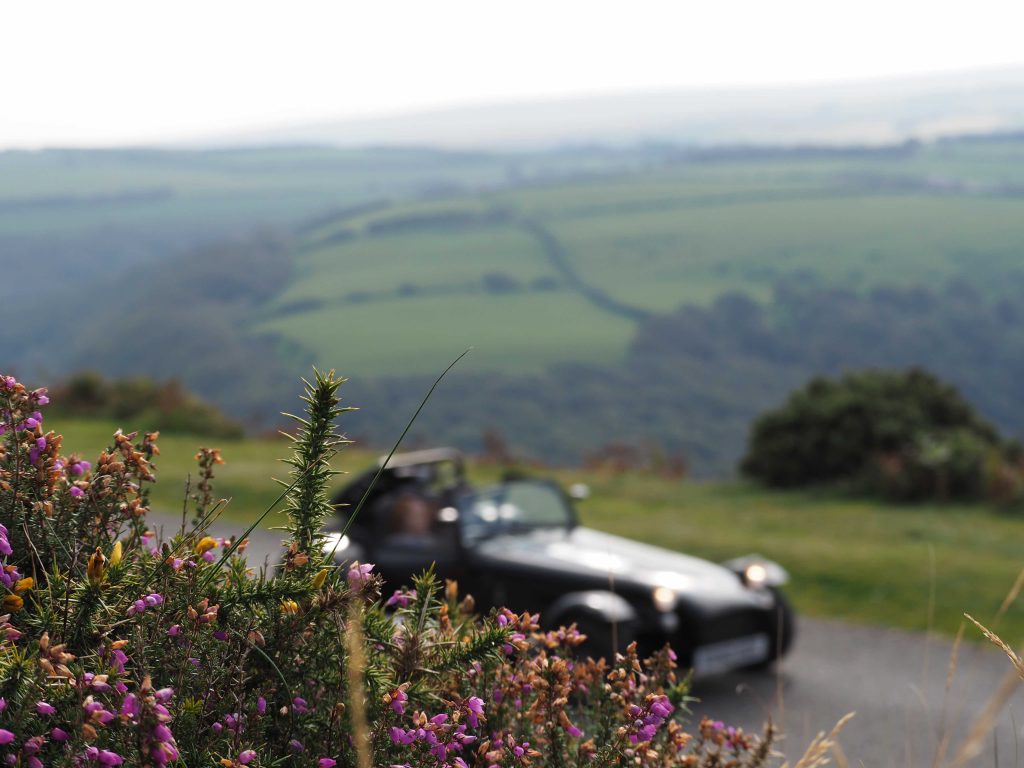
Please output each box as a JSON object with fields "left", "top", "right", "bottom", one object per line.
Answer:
{"left": 743, "top": 562, "right": 769, "bottom": 589}
{"left": 722, "top": 555, "right": 789, "bottom": 588}
{"left": 651, "top": 586, "right": 678, "bottom": 612}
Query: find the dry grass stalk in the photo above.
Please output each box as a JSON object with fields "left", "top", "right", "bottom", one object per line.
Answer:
{"left": 964, "top": 613, "right": 1024, "bottom": 680}
{"left": 782, "top": 712, "right": 855, "bottom": 768}
{"left": 829, "top": 740, "right": 850, "bottom": 768}
{"left": 945, "top": 614, "right": 1024, "bottom": 768}
{"left": 343, "top": 608, "right": 372, "bottom": 768}
{"left": 993, "top": 565, "right": 1024, "bottom": 627}
{"left": 946, "top": 622, "right": 965, "bottom": 693}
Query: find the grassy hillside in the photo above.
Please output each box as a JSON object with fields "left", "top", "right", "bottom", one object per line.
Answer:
{"left": 12, "top": 137, "right": 1024, "bottom": 473}
{"left": 255, "top": 141, "right": 1024, "bottom": 378}
{"left": 51, "top": 417, "right": 1024, "bottom": 643}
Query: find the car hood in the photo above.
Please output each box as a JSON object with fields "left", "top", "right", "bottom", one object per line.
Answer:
{"left": 472, "top": 526, "right": 751, "bottom": 599}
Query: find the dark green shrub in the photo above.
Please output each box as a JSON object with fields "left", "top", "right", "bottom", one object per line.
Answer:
{"left": 49, "top": 371, "right": 244, "bottom": 438}
{"left": 740, "top": 368, "right": 1011, "bottom": 501}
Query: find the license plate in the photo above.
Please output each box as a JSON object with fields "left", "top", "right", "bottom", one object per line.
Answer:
{"left": 693, "top": 633, "right": 770, "bottom": 675}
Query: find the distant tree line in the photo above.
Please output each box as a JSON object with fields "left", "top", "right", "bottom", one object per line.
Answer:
{"left": 48, "top": 371, "right": 244, "bottom": 438}
{"left": 9, "top": 220, "right": 1024, "bottom": 477}
{"left": 345, "top": 277, "right": 1024, "bottom": 477}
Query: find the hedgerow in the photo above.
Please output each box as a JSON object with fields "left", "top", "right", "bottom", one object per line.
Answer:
{"left": 0, "top": 369, "right": 778, "bottom": 767}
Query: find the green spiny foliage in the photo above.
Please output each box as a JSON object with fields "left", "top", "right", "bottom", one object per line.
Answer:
{"left": 280, "top": 369, "right": 353, "bottom": 572}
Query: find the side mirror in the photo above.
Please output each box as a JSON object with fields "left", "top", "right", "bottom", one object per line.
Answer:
{"left": 568, "top": 483, "right": 590, "bottom": 501}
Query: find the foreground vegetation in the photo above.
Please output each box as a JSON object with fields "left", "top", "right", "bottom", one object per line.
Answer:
{"left": 5, "top": 373, "right": 782, "bottom": 767}
{"left": 50, "top": 417, "right": 1024, "bottom": 643}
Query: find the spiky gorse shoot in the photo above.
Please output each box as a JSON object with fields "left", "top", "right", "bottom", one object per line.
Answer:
{"left": 280, "top": 369, "right": 352, "bottom": 575}
{"left": 0, "top": 371, "right": 777, "bottom": 767}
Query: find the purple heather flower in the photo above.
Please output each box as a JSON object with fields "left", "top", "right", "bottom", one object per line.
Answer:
{"left": 292, "top": 696, "right": 308, "bottom": 714}
{"left": 650, "top": 697, "right": 673, "bottom": 719}
{"left": 35, "top": 701, "right": 56, "bottom": 716}
{"left": 256, "top": 697, "right": 267, "bottom": 715}
{"left": 288, "top": 739, "right": 304, "bottom": 753}
{"left": 0, "top": 729, "right": 14, "bottom": 745}
{"left": 466, "top": 696, "right": 484, "bottom": 727}
{"left": 69, "top": 486, "right": 84, "bottom": 498}
{"left": 121, "top": 694, "right": 140, "bottom": 719}
{"left": 385, "top": 588, "right": 415, "bottom": 608}
{"left": 238, "top": 750, "right": 257, "bottom": 764}
{"left": 346, "top": 561, "right": 374, "bottom": 589}
{"left": 51, "top": 727, "right": 70, "bottom": 741}
{"left": 35, "top": 437, "right": 47, "bottom": 450}
{"left": 319, "top": 760, "right": 337, "bottom": 768}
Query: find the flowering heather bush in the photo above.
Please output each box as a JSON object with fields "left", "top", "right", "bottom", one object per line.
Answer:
{"left": 0, "top": 370, "right": 778, "bottom": 767}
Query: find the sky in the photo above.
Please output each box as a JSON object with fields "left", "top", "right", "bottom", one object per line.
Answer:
{"left": 3, "top": 0, "right": 1024, "bottom": 149}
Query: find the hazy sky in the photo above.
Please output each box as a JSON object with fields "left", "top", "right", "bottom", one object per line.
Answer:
{"left": 3, "top": 0, "right": 1024, "bottom": 149}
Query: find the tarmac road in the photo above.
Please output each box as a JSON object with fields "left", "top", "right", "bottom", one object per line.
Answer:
{"left": 691, "top": 617, "right": 1024, "bottom": 767}
{"left": 155, "top": 515, "right": 1023, "bottom": 767}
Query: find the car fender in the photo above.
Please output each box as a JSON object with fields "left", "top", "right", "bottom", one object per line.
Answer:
{"left": 545, "top": 590, "right": 638, "bottom": 627}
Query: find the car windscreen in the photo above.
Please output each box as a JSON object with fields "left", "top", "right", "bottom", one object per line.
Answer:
{"left": 457, "top": 480, "right": 573, "bottom": 541}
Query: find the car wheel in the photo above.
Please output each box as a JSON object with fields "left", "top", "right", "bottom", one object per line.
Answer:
{"left": 564, "top": 613, "right": 634, "bottom": 662}
{"left": 745, "top": 589, "right": 796, "bottom": 671}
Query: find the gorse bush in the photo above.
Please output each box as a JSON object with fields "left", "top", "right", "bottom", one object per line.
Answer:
{"left": 741, "top": 368, "right": 1023, "bottom": 503}
{"left": 0, "top": 370, "right": 778, "bottom": 767}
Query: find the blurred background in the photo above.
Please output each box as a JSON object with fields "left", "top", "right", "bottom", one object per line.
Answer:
{"left": 4, "top": 0, "right": 1024, "bottom": 476}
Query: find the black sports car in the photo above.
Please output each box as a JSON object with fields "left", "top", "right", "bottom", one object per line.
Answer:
{"left": 324, "top": 448, "right": 795, "bottom": 675}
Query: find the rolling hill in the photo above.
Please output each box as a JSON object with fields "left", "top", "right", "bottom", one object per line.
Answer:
{"left": 6, "top": 134, "right": 1024, "bottom": 473}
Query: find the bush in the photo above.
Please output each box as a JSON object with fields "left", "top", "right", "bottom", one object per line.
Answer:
{"left": 0, "top": 371, "right": 776, "bottom": 767}
{"left": 740, "top": 368, "right": 1017, "bottom": 501}
{"left": 49, "top": 371, "right": 244, "bottom": 438}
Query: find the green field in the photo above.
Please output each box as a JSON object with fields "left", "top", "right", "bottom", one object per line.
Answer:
{"left": 247, "top": 144, "right": 1024, "bottom": 377}
{"left": 11, "top": 140, "right": 1024, "bottom": 380}
{"left": 11, "top": 138, "right": 1024, "bottom": 474}
{"left": 50, "top": 417, "right": 1024, "bottom": 643}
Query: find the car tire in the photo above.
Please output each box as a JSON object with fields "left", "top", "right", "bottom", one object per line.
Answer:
{"left": 745, "top": 589, "right": 796, "bottom": 671}
{"left": 563, "top": 613, "right": 634, "bottom": 662}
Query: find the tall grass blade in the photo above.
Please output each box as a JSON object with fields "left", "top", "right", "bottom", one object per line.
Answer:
{"left": 321, "top": 348, "right": 470, "bottom": 568}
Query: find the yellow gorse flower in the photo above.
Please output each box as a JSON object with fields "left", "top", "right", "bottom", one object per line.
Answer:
{"left": 14, "top": 577, "right": 33, "bottom": 593}
{"left": 2, "top": 594, "right": 23, "bottom": 612}
{"left": 86, "top": 548, "right": 106, "bottom": 586}
{"left": 109, "top": 540, "right": 123, "bottom": 567}
{"left": 280, "top": 599, "right": 300, "bottom": 615}
{"left": 194, "top": 536, "right": 218, "bottom": 555}
{"left": 311, "top": 568, "right": 329, "bottom": 590}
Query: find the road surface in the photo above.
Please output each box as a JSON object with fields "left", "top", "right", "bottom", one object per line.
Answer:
{"left": 155, "top": 514, "right": 1023, "bottom": 766}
